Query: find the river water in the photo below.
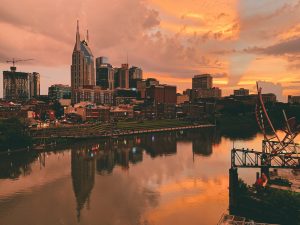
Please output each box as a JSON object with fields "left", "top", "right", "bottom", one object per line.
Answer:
{"left": 0, "top": 128, "right": 298, "bottom": 225}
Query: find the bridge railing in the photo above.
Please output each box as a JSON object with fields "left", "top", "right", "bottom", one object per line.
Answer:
{"left": 231, "top": 148, "right": 300, "bottom": 169}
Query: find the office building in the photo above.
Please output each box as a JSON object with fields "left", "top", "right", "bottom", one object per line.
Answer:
{"left": 129, "top": 66, "right": 143, "bottom": 88}
{"left": 71, "top": 21, "right": 95, "bottom": 98}
{"left": 96, "top": 57, "right": 109, "bottom": 67}
{"left": 48, "top": 84, "right": 71, "bottom": 100}
{"left": 234, "top": 88, "right": 249, "bottom": 96}
{"left": 177, "top": 94, "right": 189, "bottom": 104}
{"left": 137, "top": 80, "right": 147, "bottom": 99}
{"left": 146, "top": 84, "right": 177, "bottom": 104}
{"left": 288, "top": 95, "right": 300, "bottom": 104}
{"left": 192, "top": 87, "right": 222, "bottom": 99}
{"left": 114, "top": 64, "right": 129, "bottom": 89}
{"left": 3, "top": 67, "right": 40, "bottom": 101}
{"left": 95, "top": 57, "right": 114, "bottom": 90}
{"left": 72, "top": 86, "right": 114, "bottom": 105}
{"left": 192, "top": 74, "right": 213, "bottom": 89}
{"left": 29, "top": 72, "right": 40, "bottom": 98}
{"left": 146, "top": 78, "right": 159, "bottom": 87}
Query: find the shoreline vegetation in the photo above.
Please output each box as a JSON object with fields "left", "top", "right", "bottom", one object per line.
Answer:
{"left": 0, "top": 118, "right": 32, "bottom": 151}
{"left": 232, "top": 179, "right": 300, "bottom": 225}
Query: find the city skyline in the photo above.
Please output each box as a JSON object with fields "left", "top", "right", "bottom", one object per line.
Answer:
{"left": 0, "top": 0, "right": 300, "bottom": 99}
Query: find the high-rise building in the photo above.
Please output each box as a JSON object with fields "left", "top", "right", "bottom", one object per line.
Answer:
{"left": 48, "top": 84, "right": 71, "bottom": 100}
{"left": 71, "top": 21, "right": 95, "bottom": 95}
{"left": 72, "top": 86, "right": 114, "bottom": 105}
{"left": 3, "top": 67, "right": 40, "bottom": 101}
{"left": 288, "top": 95, "right": 300, "bottom": 104}
{"left": 30, "top": 72, "right": 40, "bottom": 98}
{"left": 234, "top": 88, "right": 249, "bottom": 96}
{"left": 114, "top": 64, "right": 129, "bottom": 89}
{"left": 192, "top": 74, "right": 212, "bottom": 89}
{"left": 96, "top": 57, "right": 109, "bottom": 67}
{"left": 191, "top": 87, "right": 222, "bottom": 99}
{"left": 146, "top": 84, "right": 177, "bottom": 104}
{"left": 137, "top": 79, "right": 147, "bottom": 99}
{"left": 129, "top": 66, "right": 143, "bottom": 88}
{"left": 190, "top": 74, "right": 222, "bottom": 100}
{"left": 95, "top": 57, "right": 114, "bottom": 90}
{"left": 146, "top": 78, "right": 159, "bottom": 87}
{"left": 114, "top": 68, "right": 120, "bottom": 88}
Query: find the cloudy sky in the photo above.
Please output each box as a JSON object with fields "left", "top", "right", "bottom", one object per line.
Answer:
{"left": 0, "top": 0, "right": 300, "bottom": 100}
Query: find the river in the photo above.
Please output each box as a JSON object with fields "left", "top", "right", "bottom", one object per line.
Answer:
{"left": 0, "top": 128, "right": 298, "bottom": 225}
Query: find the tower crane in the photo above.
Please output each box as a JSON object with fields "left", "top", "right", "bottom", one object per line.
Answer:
{"left": 6, "top": 58, "right": 34, "bottom": 71}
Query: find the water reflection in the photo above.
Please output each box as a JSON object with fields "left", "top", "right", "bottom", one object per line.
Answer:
{"left": 0, "top": 128, "right": 265, "bottom": 225}
{"left": 93, "top": 129, "right": 218, "bottom": 175}
{"left": 68, "top": 129, "right": 221, "bottom": 223}
{"left": 0, "top": 151, "right": 39, "bottom": 179}
{"left": 71, "top": 148, "right": 95, "bottom": 221}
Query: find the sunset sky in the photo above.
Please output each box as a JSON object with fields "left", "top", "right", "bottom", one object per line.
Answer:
{"left": 0, "top": 0, "right": 300, "bottom": 100}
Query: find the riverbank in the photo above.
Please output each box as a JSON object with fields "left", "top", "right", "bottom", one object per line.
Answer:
{"left": 30, "top": 119, "right": 215, "bottom": 140}
{"left": 32, "top": 122, "right": 215, "bottom": 140}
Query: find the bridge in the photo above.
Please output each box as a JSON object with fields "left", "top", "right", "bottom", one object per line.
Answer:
{"left": 231, "top": 148, "right": 300, "bottom": 170}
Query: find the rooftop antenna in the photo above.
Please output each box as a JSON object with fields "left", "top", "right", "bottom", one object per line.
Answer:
{"left": 86, "top": 29, "right": 89, "bottom": 43}
{"left": 75, "top": 20, "right": 80, "bottom": 50}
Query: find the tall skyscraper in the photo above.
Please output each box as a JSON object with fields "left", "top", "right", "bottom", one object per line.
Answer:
{"left": 96, "top": 57, "right": 109, "bottom": 67}
{"left": 3, "top": 67, "right": 40, "bottom": 101}
{"left": 190, "top": 74, "right": 221, "bottom": 100}
{"left": 30, "top": 72, "right": 40, "bottom": 98}
{"left": 71, "top": 21, "right": 95, "bottom": 95}
{"left": 192, "top": 74, "right": 213, "bottom": 89}
{"left": 129, "top": 66, "right": 143, "bottom": 88}
{"left": 95, "top": 57, "right": 114, "bottom": 90}
{"left": 115, "top": 64, "right": 129, "bottom": 89}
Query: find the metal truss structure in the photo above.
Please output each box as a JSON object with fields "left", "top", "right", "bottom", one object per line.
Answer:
{"left": 231, "top": 148, "right": 300, "bottom": 169}
{"left": 231, "top": 83, "right": 300, "bottom": 170}
{"left": 255, "top": 83, "right": 300, "bottom": 155}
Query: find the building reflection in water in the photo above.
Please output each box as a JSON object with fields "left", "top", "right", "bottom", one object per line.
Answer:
{"left": 71, "top": 128, "right": 216, "bottom": 221}
{"left": 140, "top": 132, "right": 177, "bottom": 157}
{"left": 71, "top": 147, "right": 96, "bottom": 222}
{"left": 191, "top": 130, "right": 214, "bottom": 156}
{"left": 96, "top": 139, "right": 143, "bottom": 174}
{"left": 94, "top": 128, "right": 217, "bottom": 175}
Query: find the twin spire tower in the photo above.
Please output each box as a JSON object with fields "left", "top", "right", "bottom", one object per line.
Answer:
{"left": 71, "top": 20, "right": 95, "bottom": 103}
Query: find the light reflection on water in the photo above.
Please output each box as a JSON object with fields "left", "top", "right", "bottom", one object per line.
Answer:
{"left": 0, "top": 128, "right": 287, "bottom": 225}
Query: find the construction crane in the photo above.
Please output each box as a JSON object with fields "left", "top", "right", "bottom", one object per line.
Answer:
{"left": 6, "top": 58, "right": 34, "bottom": 71}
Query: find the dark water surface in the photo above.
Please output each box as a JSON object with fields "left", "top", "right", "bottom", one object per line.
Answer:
{"left": 0, "top": 128, "right": 293, "bottom": 225}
